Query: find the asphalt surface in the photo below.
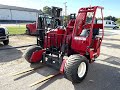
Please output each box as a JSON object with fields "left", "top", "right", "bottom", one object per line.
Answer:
{"left": 0, "top": 29, "right": 120, "bottom": 90}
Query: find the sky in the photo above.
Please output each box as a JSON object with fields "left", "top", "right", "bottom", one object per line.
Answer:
{"left": 0, "top": 0, "right": 120, "bottom": 18}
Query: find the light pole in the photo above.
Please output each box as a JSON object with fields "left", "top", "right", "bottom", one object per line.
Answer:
{"left": 64, "top": 2, "right": 67, "bottom": 16}
{"left": 63, "top": 2, "right": 67, "bottom": 26}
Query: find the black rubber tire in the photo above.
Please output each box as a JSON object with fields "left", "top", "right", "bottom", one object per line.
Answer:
{"left": 3, "top": 40, "right": 9, "bottom": 45}
{"left": 113, "top": 26, "right": 118, "bottom": 29}
{"left": 23, "top": 46, "right": 42, "bottom": 63}
{"left": 64, "top": 54, "right": 89, "bottom": 83}
{"left": 26, "top": 29, "right": 31, "bottom": 35}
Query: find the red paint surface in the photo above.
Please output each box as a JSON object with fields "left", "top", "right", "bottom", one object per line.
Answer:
{"left": 30, "top": 49, "right": 45, "bottom": 63}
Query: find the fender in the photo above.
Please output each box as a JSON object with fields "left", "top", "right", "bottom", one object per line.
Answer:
{"left": 30, "top": 49, "right": 46, "bottom": 63}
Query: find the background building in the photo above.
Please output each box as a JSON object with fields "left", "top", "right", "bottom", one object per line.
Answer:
{"left": 0, "top": 4, "right": 40, "bottom": 23}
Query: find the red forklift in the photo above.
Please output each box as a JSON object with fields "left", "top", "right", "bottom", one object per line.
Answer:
{"left": 24, "top": 6, "right": 104, "bottom": 83}
{"left": 26, "top": 6, "right": 62, "bottom": 35}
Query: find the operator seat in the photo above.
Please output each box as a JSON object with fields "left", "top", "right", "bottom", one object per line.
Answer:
{"left": 90, "top": 18, "right": 99, "bottom": 48}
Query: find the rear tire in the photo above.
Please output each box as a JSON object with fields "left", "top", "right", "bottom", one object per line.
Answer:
{"left": 113, "top": 26, "right": 118, "bottom": 29}
{"left": 23, "top": 46, "right": 42, "bottom": 63}
{"left": 26, "top": 29, "right": 31, "bottom": 35}
{"left": 64, "top": 54, "right": 88, "bottom": 83}
{"left": 3, "top": 40, "right": 9, "bottom": 45}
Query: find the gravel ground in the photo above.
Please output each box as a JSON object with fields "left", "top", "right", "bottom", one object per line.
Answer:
{"left": 0, "top": 30, "right": 120, "bottom": 90}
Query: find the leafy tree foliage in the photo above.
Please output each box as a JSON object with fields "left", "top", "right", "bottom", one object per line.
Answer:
{"left": 104, "top": 16, "right": 118, "bottom": 22}
{"left": 116, "top": 18, "right": 120, "bottom": 25}
{"left": 43, "top": 6, "right": 52, "bottom": 16}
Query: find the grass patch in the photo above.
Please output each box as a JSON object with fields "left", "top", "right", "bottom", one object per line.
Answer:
{"left": 6, "top": 25, "right": 26, "bottom": 35}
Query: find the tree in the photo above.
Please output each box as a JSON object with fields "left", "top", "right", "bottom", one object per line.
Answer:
{"left": 43, "top": 6, "right": 52, "bottom": 16}
{"left": 97, "top": 17, "right": 102, "bottom": 20}
{"left": 61, "top": 15, "right": 69, "bottom": 27}
{"left": 104, "top": 16, "right": 118, "bottom": 22}
{"left": 116, "top": 18, "right": 120, "bottom": 25}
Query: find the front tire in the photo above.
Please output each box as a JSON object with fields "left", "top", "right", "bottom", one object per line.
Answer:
{"left": 64, "top": 54, "right": 88, "bottom": 83}
{"left": 3, "top": 39, "right": 9, "bottom": 45}
{"left": 23, "top": 46, "right": 42, "bottom": 63}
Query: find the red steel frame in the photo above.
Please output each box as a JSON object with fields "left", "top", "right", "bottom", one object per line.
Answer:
{"left": 30, "top": 6, "right": 104, "bottom": 73}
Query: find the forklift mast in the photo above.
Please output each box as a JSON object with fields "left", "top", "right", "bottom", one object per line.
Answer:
{"left": 37, "top": 14, "right": 47, "bottom": 48}
{"left": 37, "top": 7, "right": 62, "bottom": 47}
{"left": 51, "top": 6, "right": 62, "bottom": 28}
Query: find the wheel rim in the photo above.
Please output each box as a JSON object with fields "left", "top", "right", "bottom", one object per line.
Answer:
{"left": 78, "top": 62, "right": 86, "bottom": 78}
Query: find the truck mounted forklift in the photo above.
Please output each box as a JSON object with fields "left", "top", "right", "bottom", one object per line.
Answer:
{"left": 26, "top": 6, "right": 62, "bottom": 35}
{"left": 24, "top": 6, "right": 104, "bottom": 84}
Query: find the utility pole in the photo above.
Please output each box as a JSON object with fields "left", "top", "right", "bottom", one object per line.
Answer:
{"left": 64, "top": 2, "right": 67, "bottom": 16}
{"left": 63, "top": 2, "right": 67, "bottom": 26}
{"left": 90, "top": 0, "right": 92, "bottom": 7}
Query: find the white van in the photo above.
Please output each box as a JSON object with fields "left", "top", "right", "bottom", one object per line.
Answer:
{"left": 98, "top": 20, "right": 119, "bottom": 29}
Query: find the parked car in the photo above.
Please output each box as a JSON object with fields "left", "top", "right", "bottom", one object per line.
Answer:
{"left": 0, "top": 26, "right": 9, "bottom": 45}
{"left": 98, "top": 20, "right": 119, "bottom": 29}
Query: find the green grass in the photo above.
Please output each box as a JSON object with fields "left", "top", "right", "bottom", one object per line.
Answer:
{"left": 6, "top": 25, "right": 26, "bottom": 35}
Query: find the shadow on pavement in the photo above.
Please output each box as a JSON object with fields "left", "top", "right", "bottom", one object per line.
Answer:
{"left": 73, "top": 62, "right": 120, "bottom": 90}
{"left": 100, "top": 53, "right": 120, "bottom": 66}
{"left": 10, "top": 52, "right": 120, "bottom": 90}
{"left": 103, "top": 30, "right": 118, "bottom": 36}
{"left": 104, "top": 37, "right": 120, "bottom": 41}
{"left": 102, "top": 42, "right": 120, "bottom": 49}
{"left": 35, "top": 74, "right": 63, "bottom": 90}
{"left": 0, "top": 43, "right": 22, "bottom": 62}
{"left": 73, "top": 55, "right": 120, "bottom": 90}
{"left": 14, "top": 63, "right": 45, "bottom": 80}
{"left": 34, "top": 56, "right": 120, "bottom": 90}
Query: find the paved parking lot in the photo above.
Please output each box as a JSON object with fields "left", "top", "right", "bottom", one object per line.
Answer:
{"left": 0, "top": 29, "right": 120, "bottom": 90}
